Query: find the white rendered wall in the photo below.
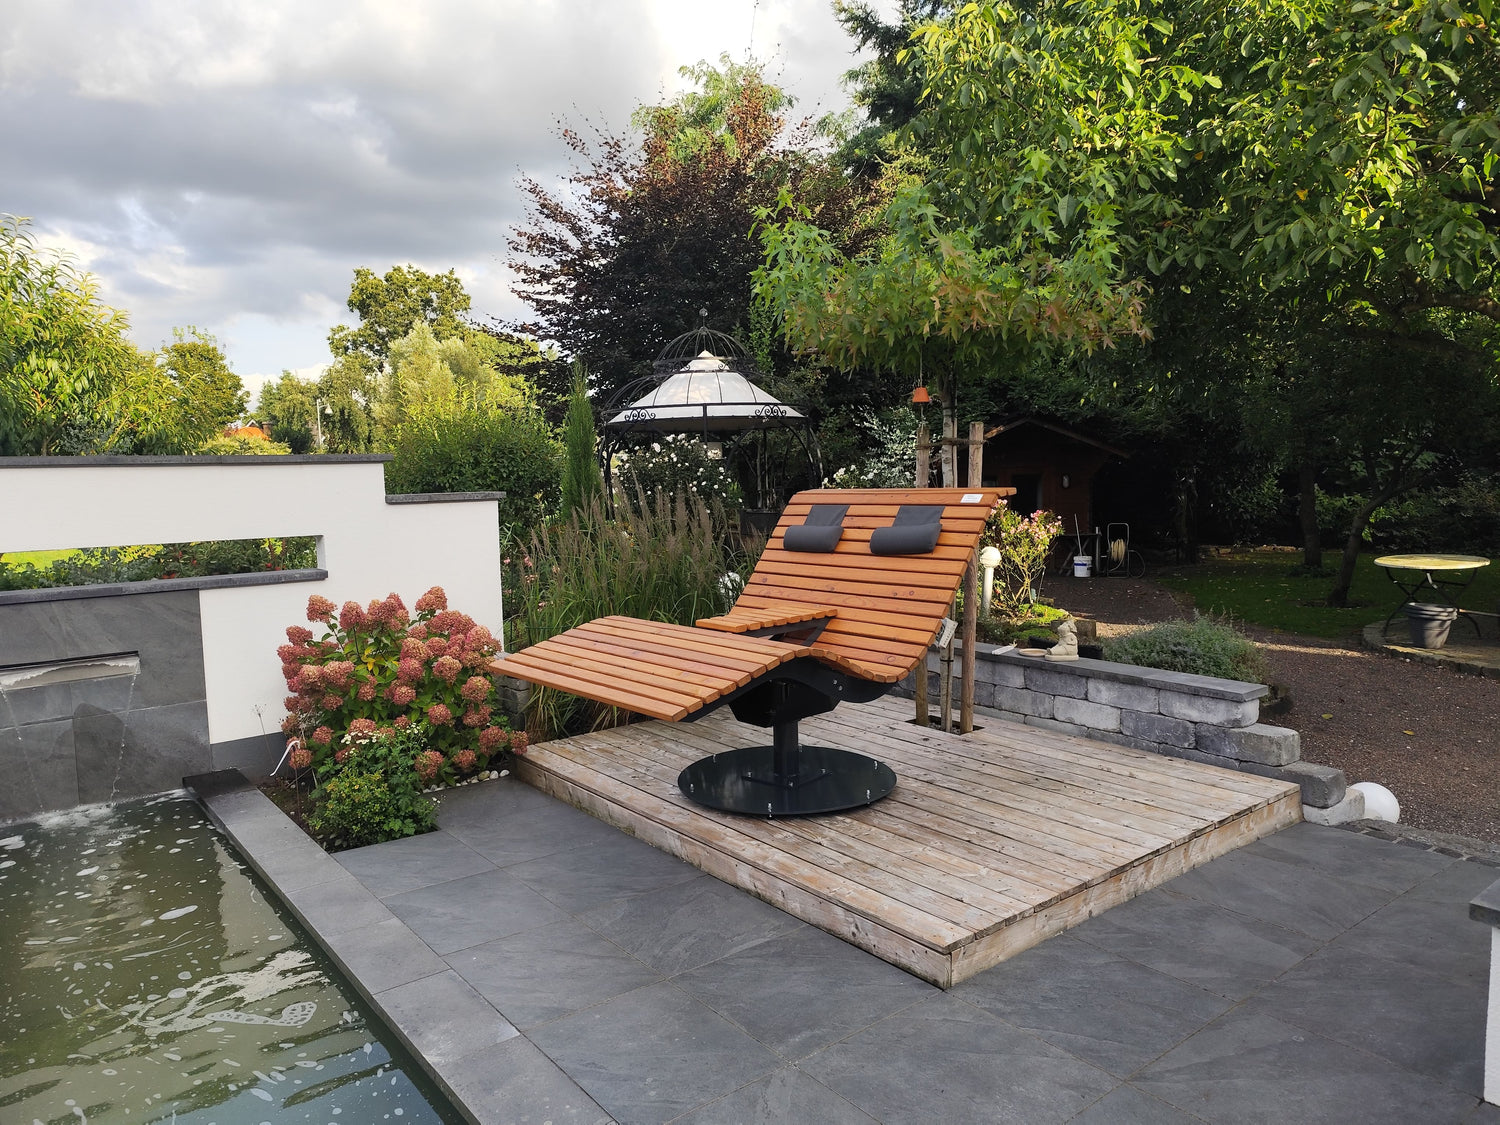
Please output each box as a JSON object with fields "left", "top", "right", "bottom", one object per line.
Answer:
{"left": 1489, "top": 929, "right": 1500, "bottom": 1104}
{"left": 1, "top": 458, "right": 504, "bottom": 746}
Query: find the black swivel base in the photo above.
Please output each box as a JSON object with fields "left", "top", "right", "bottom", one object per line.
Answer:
{"left": 677, "top": 721, "right": 897, "bottom": 818}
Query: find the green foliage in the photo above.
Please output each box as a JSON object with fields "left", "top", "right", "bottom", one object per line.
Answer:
{"left": 983, "top": 506, "right": 1064, "bottom": 619}
{"left": 152, "top": 328, "right": 248, "bottom": 450}
{"left": 307, "top": 726, "right": 437, "bottom": 849}
{"left": 1103, "top": 616, "right": 1271, "bottom": 684}
{"left": 329, "top": 264, "right": 472, "bottom": 370}
{"left": 197, "top": 431, "right": 292, "bottom": 455}
{"left": 1155, "top": 549, "right": 1500, "bottom": 637}
{"left": 376, "top": 322, "right": 536, "bottom": 442}
{"left": 0, "top": 537, "right": 317, "bottom": 591}
{"left": 825, "top": 407, "right": 918, "bottom": 488}
{"left": 256, "top": 371, "right": 319, "bottom": 453}
{"left": 0, "top": 215, "right": 162, "bottom": 455}
{"left": 510, "top": 57, "right": 863, "bottom": 402}
{"left": 560, "top": 365, "right": 603, "bottom": 514}
{"left": 616, "top": 435, "right": 742, "bottom": 509}
{"left": 507, "top": 491, "right": 759, "bottom": 737}
{"left": 383, "top": 403, "right": 561, "bottom": 536}
{"left": 280, "top": 587, "right": 513, "bottom": 775}
{"left": 977, "top": 602, "right": 1070, "bottom": 646}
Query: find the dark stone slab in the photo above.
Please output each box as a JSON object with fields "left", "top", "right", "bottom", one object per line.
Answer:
{"left": 1247, "top": 945, "right": 1487, "bottom": 1096}
{"left": 954, "top": 934, "right": 1232, "bottom": 1078}
{"left": 1249, "top": 822, "right": 1455, "bottom": 896}
{"left": 281, "top": 871, "right": 393, "bottom": 936}
{"left": 579, "top": 873, "right": 805, "bottom": 977}
{"left": 1070, "top": 888, "right": 1320, "bottom": 1001}
{"left": 0, "top": 568, "right": 327, "bottom": 606}
{"left": 1, "top": 671, "right": 137, "bottom": 726}
{"left": 432, "top": 775, "right": 558, "bottom": 828}
{"left": 373, "top": 969, "right": 518, "bottom": 1066}
{"left": 441, "top": 800, "right": 628, "bottom": 867}
{"left": 1134, "top": 1007, "right": 1479, "bottom": 1124}
{"left": 182, "top": 768, "right": 253, "bottom": 801}
{"left": 506, "top": 836, "right": 701, "bottom": 914}
{"left": 1471, "top": 874, "right": 1500, "bottom": 928}
{"left": 674, "top": 925, "right": 932, "bottom": 1060}
{"left": 441, "top": 1036, "right": 612, "bottom": 1125}
{"left": 320, "top": 916, "right": 448, "bottom": 995}
{"left": 1162, "top": 844, "right": 1403, "bottom": 941}
{"left": 1339, "top": 862, "right": 1497, "bottom": 988}
{"left": 334, "top": 829, "right": 494, "bottom": 898}
{"left": 800, "top": 992, "right": 1115, "bottom": 1125}
{"left": 74, "top": 700, "right": 212, "bottom": 804}
{"left": 1067, "top": 1084, "right": 1205, "bottom": 1125}
{"left": 446, "top": 920, "right": 662, "bottom": 1029}
{"left": 210, "top": 732, "right": 286, "bottom": 779}
{"left": 385, "top": 867, "right": 571, "bottom": 954}
{"left": 386, "top": 491, "right": 506, "bottom": 504}
{"left": 528, "top": 981, "right": 781, "bottom": 1124}
{"left": 673, "top": 1067, "right": 880, "bottom": 1125}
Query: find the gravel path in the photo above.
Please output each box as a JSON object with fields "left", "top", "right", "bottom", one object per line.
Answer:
{"left": 1049, "top": 576, "right": 1500, "bottom": 843}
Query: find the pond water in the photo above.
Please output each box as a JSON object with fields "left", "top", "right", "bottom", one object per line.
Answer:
{"left": 0, "top": 794, "right": 463, "bottom": 1124}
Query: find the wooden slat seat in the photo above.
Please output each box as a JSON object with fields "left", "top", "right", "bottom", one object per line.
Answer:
{"left": 495, "top": 616, "right": 805, "bottom": 721}
{"left": 695, "top": 602, "right": 838, "bottom": 634}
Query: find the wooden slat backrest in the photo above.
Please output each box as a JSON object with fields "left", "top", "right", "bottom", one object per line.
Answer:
{"left": 738, "top": 488, "right": 1007, "bottom": 682}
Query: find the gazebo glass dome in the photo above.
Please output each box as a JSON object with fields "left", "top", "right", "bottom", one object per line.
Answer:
{"left": 604, "top": 351, "right": 803, "bottom": 433}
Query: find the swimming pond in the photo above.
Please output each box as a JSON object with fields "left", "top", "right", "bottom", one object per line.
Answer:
{"left": 0, "top": 793, "right": 463, "bottom": 1124}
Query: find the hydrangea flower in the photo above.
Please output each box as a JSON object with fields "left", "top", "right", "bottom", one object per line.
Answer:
{"left": 460, "top": 675, "right": 491, "bottom": 703}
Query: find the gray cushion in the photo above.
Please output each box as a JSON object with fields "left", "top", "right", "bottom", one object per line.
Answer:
{"left": 783, "top": 504, "right": 848, "bottom": 553}
{"left": 869, "top": 504, "right": 943, "bottom": 555}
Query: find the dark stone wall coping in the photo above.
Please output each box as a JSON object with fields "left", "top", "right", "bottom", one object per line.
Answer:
{"left": 968, "top": 641, "right": 1268, "bottom": 701}
{"left": 0, "top": 568, "right": 328, "bottom": 606}
{"left": 385, "top": 491, "right": 507, "bottom": 504}
{"left": 0, "top": 454, "right": 391, "bottom": 467}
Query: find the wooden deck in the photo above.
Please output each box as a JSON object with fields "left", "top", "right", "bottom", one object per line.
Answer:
{"left": 516, "top": 698, "right": 1303, "bottom": 987}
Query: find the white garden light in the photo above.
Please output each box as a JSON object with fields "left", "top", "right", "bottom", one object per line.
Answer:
{"left": 1350, "top": 781, "right": 1400, "bottom": 823}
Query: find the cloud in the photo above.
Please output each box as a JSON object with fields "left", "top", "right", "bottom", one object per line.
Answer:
{"left": 1, "top": 0, "right": 877, "bottom": 380}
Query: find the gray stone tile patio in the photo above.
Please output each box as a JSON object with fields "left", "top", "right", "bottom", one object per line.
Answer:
{"left": 197, "top": 772, "right": 1500, "bottom": 1124}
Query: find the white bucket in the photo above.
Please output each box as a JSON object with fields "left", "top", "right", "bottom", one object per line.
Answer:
{"left": 1073, "top": 555, "right": 1092, "bottom": 578}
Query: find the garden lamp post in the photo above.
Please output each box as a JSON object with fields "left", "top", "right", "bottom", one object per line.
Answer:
{"left": 979, "top": 545, "right": 1001, "bottom": 617}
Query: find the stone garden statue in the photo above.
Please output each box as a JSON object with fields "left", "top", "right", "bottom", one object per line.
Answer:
{"left": 1045, "top": 616, "right": 1080, "bottom": 661}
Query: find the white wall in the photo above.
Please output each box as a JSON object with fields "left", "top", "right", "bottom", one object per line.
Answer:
{"left": 1, "top": 457, "right": 504, "bottom": 747}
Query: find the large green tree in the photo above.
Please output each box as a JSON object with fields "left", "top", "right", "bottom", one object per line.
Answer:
{"left": 154, "top": 328, "right": 248, "bottom": 451}
{"left": 328, "top": 264, "right": 472, "bottom": 372}
{"left": 256, "top": 371, "right": 320, "bottom": 453}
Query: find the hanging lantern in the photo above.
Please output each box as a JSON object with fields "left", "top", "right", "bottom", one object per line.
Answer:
{"left": 911, "top": 385, "right": 931, "bottom": 405}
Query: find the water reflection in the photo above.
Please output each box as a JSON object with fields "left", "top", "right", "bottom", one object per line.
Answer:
{"left": 0, "top": 794, "right": 459, "bottom": 1123}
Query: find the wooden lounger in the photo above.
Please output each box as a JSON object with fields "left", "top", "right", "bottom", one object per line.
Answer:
{"left": 491, "top": 487, "right": 1009, "bottom": 816}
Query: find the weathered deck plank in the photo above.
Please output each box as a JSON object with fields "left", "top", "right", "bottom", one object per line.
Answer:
{"left": 514, "top": 697, "right": 1302, "bottom": 987}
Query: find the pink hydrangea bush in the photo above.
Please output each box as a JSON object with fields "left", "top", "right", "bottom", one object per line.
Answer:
{"left": 279, "top": 586, "right": 516, "bottom": 782}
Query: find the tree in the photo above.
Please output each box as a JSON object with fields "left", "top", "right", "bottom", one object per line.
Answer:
{"left": 328, "top": 264, "right": 471, "bottom": 372}
{"left": 156, "top": 328, "right": 248, "bottom": 450}
{"left": 257, "top": 371, "right": 319, "bottom": 453}
{"left": 509, "top": 56, "right": 867, "bottom": 401}
{"left": 0, "top": 215, "right": 156, "bottom": 454}
{"left": 559, "top": 364, "right": 603, "bottom": 514}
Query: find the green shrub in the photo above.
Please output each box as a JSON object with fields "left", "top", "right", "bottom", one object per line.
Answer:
{"left": 1102, "top": 616, "right": 1270, "bottom": 684}
{"left": 983, "top": 505, "right": 1063, "bottom": 618}
{"left": 616, "top": 435, "right": 741, "bottom": 509}
{"left": 0, "top": 537, "right": 317, "bottom": 590}
{"left": 507, "top": 489, "right": 759, "bottom": 737}
{"left": 384, "top": 404, "right": 561, "bottom": 539}
{"left": 307, "top": 726, "right": 437, "bottom": 848}
{"left": 197, "top": 432, "right": 292, "bottom": 455}
{"left": 279, "top": 586, "right": 515, "bottom": 775}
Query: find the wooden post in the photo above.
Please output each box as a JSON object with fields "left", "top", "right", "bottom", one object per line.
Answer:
{"left": 959, "top": 421, "right": 985, "bottom": 734}
{"left": 914, "top": 422, "right": 931, "bottom": 728}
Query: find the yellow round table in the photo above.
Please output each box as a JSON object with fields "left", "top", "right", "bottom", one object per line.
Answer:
{"left": 1375, "top": 554, "right": 1490, "bottom": 635}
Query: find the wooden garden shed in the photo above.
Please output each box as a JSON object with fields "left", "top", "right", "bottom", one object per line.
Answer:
{"left": 977, "top": 417, "right": 1127, "bottom": 528}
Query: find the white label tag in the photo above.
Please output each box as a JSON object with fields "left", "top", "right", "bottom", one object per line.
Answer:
{"left": 961, "top": 493, "right": 983, "bottom": 503}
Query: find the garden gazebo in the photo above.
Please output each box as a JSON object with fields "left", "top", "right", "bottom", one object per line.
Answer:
{"left": 600, "top": 323, "right": 821, "bottom": 532}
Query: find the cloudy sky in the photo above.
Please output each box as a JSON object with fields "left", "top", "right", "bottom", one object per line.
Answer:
{"left": 2, "top": 1, "right": 886, "bottom": 401}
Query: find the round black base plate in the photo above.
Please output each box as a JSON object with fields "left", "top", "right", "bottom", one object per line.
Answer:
{"left": 677, "top": 745, "right": 897, "bottom": 817}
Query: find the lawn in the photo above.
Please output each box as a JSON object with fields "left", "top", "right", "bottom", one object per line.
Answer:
{"left": 1155, "top": 549, "right": 1500, "bottom": 639}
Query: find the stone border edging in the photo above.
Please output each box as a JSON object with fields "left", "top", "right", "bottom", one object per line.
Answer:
{"left": 183, "top": 769, "right": 540, "bottom": 1125}
{"left": 386, "top": 492, "right": 508, "bottom": 505}
{"left": 0, "top": 454, "right": 392, "bottom": 467}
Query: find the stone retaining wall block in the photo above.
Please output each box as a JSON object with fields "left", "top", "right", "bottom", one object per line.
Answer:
{"left": 1159, "top": 691, "right": 1259, "bottom": 728}
{"left": 1120, "top": 710, "right": 1196, "bottom": 749}
{"left": 1021, "top": 666, "right": 1089, "bottom": 698}
{"left": 1023, "top": 715, "right": 1087, "bottom": 738}
{"left": 1085, "top": 679, "right": 1161, "bottom": 713}
{"left": 1303, "top": 789, "right": 1366, "bottom": 826}
{"left": 994, "top": 686, "right": 1054, "bottom": 719}
{"left": 1276, "top": 761, "right": 1348, "bottom": 808}
{"left": 1195, "top": 722, "right": 1302, "bottom": 767}
{"left": 1052, "top": 696, "right": 1123, "bottom": 733}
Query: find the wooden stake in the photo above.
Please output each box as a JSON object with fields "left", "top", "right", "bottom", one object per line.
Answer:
{"left": 960, "top": 421, "right": 985, "bottom": 734}
{"left": 914, "top": 422, "right": 931, "bottom": 729}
